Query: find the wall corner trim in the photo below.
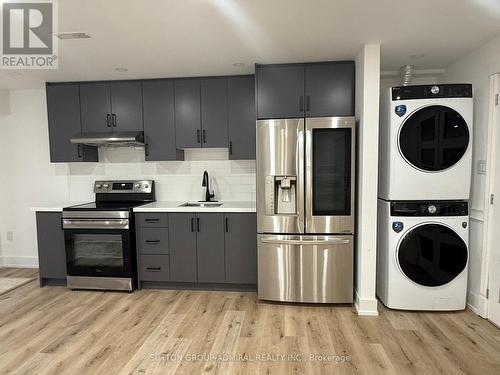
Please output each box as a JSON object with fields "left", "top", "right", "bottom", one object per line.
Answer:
{"left": 354, "top": 289, "right": 379, "bottom": 316}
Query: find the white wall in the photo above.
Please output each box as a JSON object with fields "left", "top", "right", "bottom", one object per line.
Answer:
{"left": 354, "top": 44, "right": 381, "bottom": 316}
{"left": 0, "top": 89, "right": 255, "bottom": 267}
{"left": 441, "top": 34, "right": 500, "bottom": 317}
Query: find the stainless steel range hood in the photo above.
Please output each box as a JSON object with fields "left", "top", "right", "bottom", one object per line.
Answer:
{"left": 70, "top": 132, "right": 144, "bottom": 147}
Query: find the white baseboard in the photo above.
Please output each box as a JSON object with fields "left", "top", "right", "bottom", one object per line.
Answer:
{"left": 0, "top": 256, "right": 38, "bottom": 268}
{"left": 354, "top": 289, "right": 379, "bottom": 316}
{"left": 467, "top": 290, "right": 488, "bottom": 318}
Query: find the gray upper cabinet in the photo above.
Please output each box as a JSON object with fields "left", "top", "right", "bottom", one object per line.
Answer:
{"left": 256, "top": 61, "right": 355, "bottom": 119}
{"left": 174, "top": 79, "right": 202, "bottom": 149}
{"left": 80, "top": 83, "right": 112, "bottom": 132}
{"left": 256, "top": 64, "right": 305, "bottom": 119}
{"left": 80, "top": 81, "right": 143, "bottom": 133}
{"left": 36, "top": 212, "right": 67, "bottom": 281}
{"left": 46, "top": 83, "right": 98, "bottom": 162}
{"left": 305, "top": 62, "right": 355, "bottom": 117}
{"left": 227, "top": 76, "right": 256, "bottom": 160}
{"left": 109, "top": 81, "right": 143, "bottom": 131}
{"left": 224, "top": 213, "right": 257, "bottom": 284}
{"left": 196, "top": 213, "right": 225, "bottom": 283}
{"left": 201, "top": 78, "right": 228, "bottom": 148}
{"left": 168, "top": 213, "right": 197, "bottom": 282}
{"left": 142, "top": 80, "right": 182, "bottom": 161}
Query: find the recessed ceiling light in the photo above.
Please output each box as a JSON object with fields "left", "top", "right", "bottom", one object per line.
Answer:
{"left": 409, "top": 53, "right": 425, "bottom": 60}
{"left": 56, "top": 32, "right": 91, "bottom": 40}
{"left": 115, "top": 67, "right": 128, "bottom": 72}
{"left": 232, "top": 62, "right": 245, "bottom": 67}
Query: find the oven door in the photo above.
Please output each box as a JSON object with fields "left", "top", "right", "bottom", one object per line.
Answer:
{"left": 305, "top": 117, "right": 355, "bottom": 234}
{"left": 63, "top": 219, "right": 133, "bottom": 278}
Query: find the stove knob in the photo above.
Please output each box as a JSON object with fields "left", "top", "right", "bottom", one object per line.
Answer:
{"left": 428, "top": 204, "right": 437, "bottom": 214}
{"left": 134, "top": 183, "right": 141, "bottom": 189}
{"left": 103, "top": 184, "right": 110, "bottom": 189}
{"left": 430, "top": 85, "right": 440, "bottom": 95}
{"left": 143, "top": 184, "right": 149, "bottom": 189}
{"left": 95, "top": 184, "right": 102, "bottom": 189}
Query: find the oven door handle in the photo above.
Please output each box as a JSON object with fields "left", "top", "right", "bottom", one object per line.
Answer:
{"left": 62, "top": 219, "right": 130, "bottom": 230}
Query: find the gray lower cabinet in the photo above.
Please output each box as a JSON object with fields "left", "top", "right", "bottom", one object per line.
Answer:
{"left": 168, "top": 213, "right": 198, "bottom": 282}
{"left": 227, "top": 76, "right": 256, "bottom": 160}
{"left": 196, "top": 213, "right": 225, "bottom": 283}
{"left": 36, "top": 212, "right": 67, "bottom": 284}
{"left": 46, "top": 83, "right": 98, "bottom": 162}
{"left": 142, "top": 80, "right": 183, "bottom": 161}
{"left": 137, "top": 212, "right": 257, "bottom": 287}
{"left": 139, "top": 255, "right": 170, "bottom": 282}
{"left": 224, "top": 213, "right": 257, "bottom": 284}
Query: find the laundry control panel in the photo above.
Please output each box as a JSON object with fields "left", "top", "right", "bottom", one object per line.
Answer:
{"left": 392, "top": 84, "right": 472, "bottom": 100}
{"left": 390, "top": 201, "right": 468, "bottom": 216}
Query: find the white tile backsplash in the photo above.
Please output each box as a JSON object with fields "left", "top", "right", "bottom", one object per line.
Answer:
{"left": 67, "top": 148, "right": 256, "bottom": 202}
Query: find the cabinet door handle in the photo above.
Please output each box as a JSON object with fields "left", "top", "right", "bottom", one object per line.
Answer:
{"left": 202, "top": 129, "right": 207, "bottom": 144}
{"left": 106, "top": 114, "right": 111, "bottom": 127}
{"left": 197, "top": 217, "right": 200, "bottom": 232}
{"left": 112, "top": 113, "right": 117, "bottom": 127}
{"left": 191, "top": 218, "right": 194, "bottom": 232}
{"left": 145, "top": 143, "right": 149, "bottom": 157}
{"left": 299, "top": 96, "right": 304, "bottom": 112}
{"left": 229, "top": 141, "right": 233, "bottom": 155}
{"left": 77, "top": 144, "right": 82, "bottom": 158}
{"left": 225, "top": 217, "right": 228, "bottom": 232}
{"left": 196, "top": 129, "right": 201, "bottom": 144}
{"left": 145, "top": 218, "right": 159, "bottom": 222}
{"left": 145, "top": 240, "right": 160, "bottom": 244}
{"left": 146, "top": 266, "right": 161, "bottom": 271}
{"left": 306, "top": 95, "right": 310, "bottom": 111}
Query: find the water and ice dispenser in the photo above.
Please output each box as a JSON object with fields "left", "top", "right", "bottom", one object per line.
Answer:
{"left": 265, "top": 175, "right": 297, "bottom": 215}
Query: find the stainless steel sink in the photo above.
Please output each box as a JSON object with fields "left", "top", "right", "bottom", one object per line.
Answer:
{"left": 179, "top": 202, "right": 223, "bottom": 207}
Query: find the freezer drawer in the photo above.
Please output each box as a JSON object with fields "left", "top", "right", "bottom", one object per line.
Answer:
{"left": 257, "top": 234, "right": 353, "bottom": 303}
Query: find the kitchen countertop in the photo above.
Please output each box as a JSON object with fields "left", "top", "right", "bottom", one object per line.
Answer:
{"left": 133, "top": 201, "right": 256, "bottom": 213}
{"left": 30, "top": 202, "right": 89, "bottom": 212}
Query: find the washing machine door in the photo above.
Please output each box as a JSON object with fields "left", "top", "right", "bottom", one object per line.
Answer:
{"left": 399, "top": 105, "right": 470, "bottom": 171}
{"left": 397, "top": 223, "right": 468, "bottom": 287}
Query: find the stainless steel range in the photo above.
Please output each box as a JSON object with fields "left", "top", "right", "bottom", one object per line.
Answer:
{"left": 257, "top": 117, "right": 355, "bottom": 303}
{"left": 62, "top": 180, "right": 155, "bottom": 291}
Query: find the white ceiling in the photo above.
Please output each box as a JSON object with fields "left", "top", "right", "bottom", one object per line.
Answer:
{"left": 2, "top": 0, "right": 500, "bottom": 90}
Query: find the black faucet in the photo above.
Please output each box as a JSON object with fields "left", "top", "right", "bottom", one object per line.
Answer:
{"left": 201, "top": 170, "right": 215, "bottom": 202}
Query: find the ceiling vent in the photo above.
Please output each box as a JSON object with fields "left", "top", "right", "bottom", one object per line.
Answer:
{"left": 56, "top": 32, "right": 91, "bottom": 40}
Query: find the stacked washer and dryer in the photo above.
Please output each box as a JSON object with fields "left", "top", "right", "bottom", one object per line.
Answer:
{"left": 377, "top": 84, "right": 473, "bottom": 311}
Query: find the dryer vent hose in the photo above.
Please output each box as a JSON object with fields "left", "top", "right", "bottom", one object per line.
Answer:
{"left": 401, "top": 65, "right": 415, "bottom": 86}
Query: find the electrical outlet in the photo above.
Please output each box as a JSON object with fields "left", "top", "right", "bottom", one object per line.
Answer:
{"left": 6, "top": 231, "right": 13, "bottom": 241}
{"left": 477, "top": 160, "right": 487, "bottom": 175}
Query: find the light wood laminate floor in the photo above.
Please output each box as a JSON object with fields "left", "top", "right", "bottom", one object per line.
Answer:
{"left": 0, "top": 268, "right": 499, "bottom": 375}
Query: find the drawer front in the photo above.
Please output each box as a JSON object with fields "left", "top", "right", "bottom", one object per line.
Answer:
{"left": 139, "top": 255, "right": 170, "bottom": 281}
{"left": 137, "top": 228, "right": 169, "bottom": 254}
{"left": 257, "top": 234, "right": 353, "bottom": 303}
{"left": 136, "top": 213, "right": 168, "bottom": 227}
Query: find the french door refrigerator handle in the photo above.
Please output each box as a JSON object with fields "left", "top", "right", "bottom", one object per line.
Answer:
{"left": 259, "top": 236, "right": 351, "bottom": 245}
{"left": 296, "top": 118, "right": 305, "bottom": 233}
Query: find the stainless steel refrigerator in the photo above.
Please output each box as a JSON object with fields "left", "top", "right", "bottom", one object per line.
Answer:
{"left": 257, "top": 117, "right": 355, "bottom": 303}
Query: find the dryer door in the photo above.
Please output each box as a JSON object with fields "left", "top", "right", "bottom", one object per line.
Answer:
{"left": 399, "top": 105, "right": 470, "bottom": 171}
{"left": 397, "top": 223, "right": 468, "bottom": 287}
